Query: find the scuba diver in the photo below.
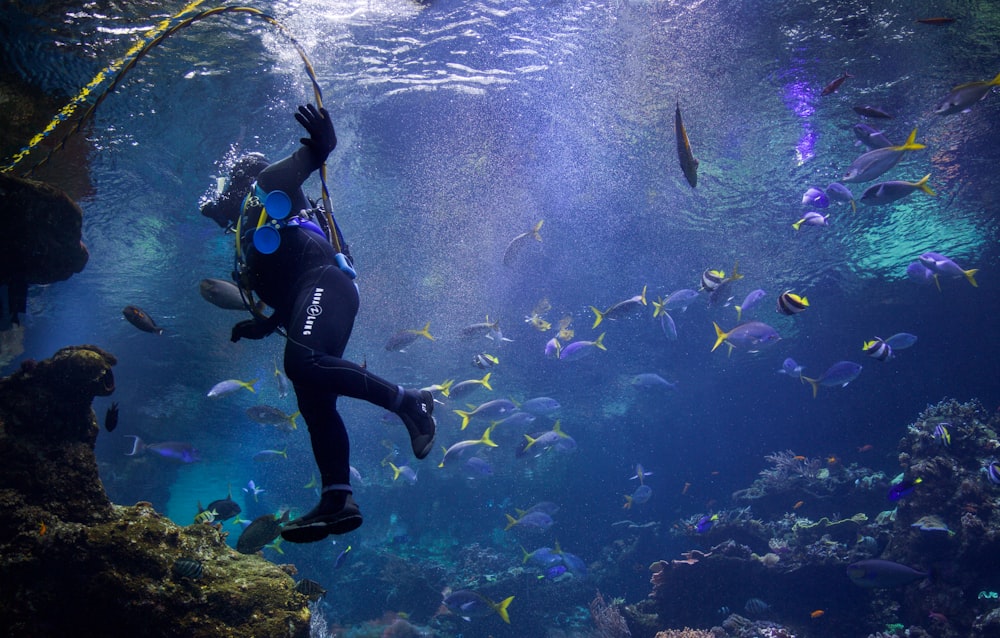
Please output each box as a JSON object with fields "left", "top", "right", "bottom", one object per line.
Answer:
{"left": 201, "top": 104, "right": 436, "bottom": 543}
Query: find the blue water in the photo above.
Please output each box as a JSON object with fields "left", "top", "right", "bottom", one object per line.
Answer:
{"left": 3, "top": 0, "right": 1000, "bottom": 635}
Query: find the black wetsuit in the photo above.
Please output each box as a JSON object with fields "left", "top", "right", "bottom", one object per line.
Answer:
{"left": 244, "top": 145, "right": 401, "bottom": 490}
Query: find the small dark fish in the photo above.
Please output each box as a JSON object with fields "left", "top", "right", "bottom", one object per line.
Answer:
{"left": 888, "top": 477, "right": 922, "bottom": 501}
{"left": 236, "top": 511, "right": 290, "bottom": 554}
{"left": 853, "top": 105, "right": 893, "bottom": 119}
{"left": 821, "top": 71, "right": 853, "bottom": 96}
{"left": 695, "top": 513, "right": 717, "bottom": 533}
{"left": 205, "top": 486, "right": 242, "bottom": 521}
{"left": 745, "top": 597, "right": 770, "bottom": 615}
{"left": 199, "top": 278, "right": 251, "bottom": 311}
{"left": 295, "top": 578, "right": 327, "bottom": 601}
{"left": 385, "top": 322, "right": 434, "bottom": 351}
{"left": 847, "top": 559, "right": 929, "bottom": 588}
{"left": 104, "top": 402, "right": 119, "bottom": 433}
{"left": 675, "top": 102, "right": 699, "bottom": 188}
{"left": 916, "top": 17, "right": 955, "bottom": 25}
{"left": 852, "top": 123, "right": 893, "bottom": 149}
{"left": 172, "top": 557, "right": 204, "bottom": 579}
{"left": 334, "top": 544, "right": 353, "bottom": 569}
{"left": 502, "top": 220, "right": 544, "bottom": 267}
{"left": 122, "top": 305, "right": 163, "bottom": 334}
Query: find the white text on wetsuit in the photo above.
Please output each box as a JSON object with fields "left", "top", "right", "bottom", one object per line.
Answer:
{"left": 303, "top": 288, "right": 324, "bottom": 336}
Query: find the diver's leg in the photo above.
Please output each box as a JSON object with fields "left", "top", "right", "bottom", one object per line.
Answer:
{"left": 280, "top": 381, "right": 362, "bottom": 543}
{"left": 283, "top": 266, "right": 435, "bottom": 458}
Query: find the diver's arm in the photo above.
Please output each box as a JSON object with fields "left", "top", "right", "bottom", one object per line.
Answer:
{"left": 256, "top": 105, "right": 336, "bottom": 209}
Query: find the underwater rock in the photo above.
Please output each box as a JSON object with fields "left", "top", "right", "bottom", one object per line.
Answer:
{"left": 0, "top": 346, "right": 311, "bottom": 637}
{"left": 0, "top": 172, "right": 89, "bottom": 326}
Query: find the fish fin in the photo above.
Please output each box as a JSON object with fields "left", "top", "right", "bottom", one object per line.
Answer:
{"left": 640, "top": 285, "right": 648, "bottom": 306}
{"left": 124, "top": 435, "right": 143, "bottom": 456}
{"left": 896, "top": 128, "right": 925, "bottom": 151}
{"left": 594, "top": 332, "right": 607, "bottom": 351}
{"left": 531, "top": 219, "right": 544, "bottom": 241}
{"left": 711, "top": 322, "right": 728, "bottom": 352}
{"left": 915, "top": 174, "right": 936, "bottom": 196}
{"left": 792, "top": 219, "right": 804, "bottom": 231}
{"left": 480, "top": 372, "right": 493, "bottom": 391}
{"left": 735, "top": 305, "right": 743, "bottom": 322}
{"left": 419, "top": 322, "right": 435, "bottom": 341}
{"left": 481, "top": 425, "right": 498, "bottom": 448}
{"left": 454, "top": 410, "right": 471, "bottom": 430}
{"left": 495, "top": 596, "right": 515, "bottom": 624}
{"left": 801, "top": 376, "right": 820, "bottom": 398}
{"left": 964, "top": 268, "right": 979, "bottom": 287}
{"left": 590, "top": 306, "right": 604, "bottom": 329}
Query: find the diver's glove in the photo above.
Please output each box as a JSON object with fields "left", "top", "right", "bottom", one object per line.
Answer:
{"left": 295, "top": 104, "right": 337, "bottom": 162}
{"left": 230, "top": 317, "right": 277, "bottom": 342}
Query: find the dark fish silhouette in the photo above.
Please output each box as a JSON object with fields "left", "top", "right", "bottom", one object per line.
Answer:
{"left": 294, "top": 578, "right": 327, "bottom": 601}
{"left": 122, "top": 305, "right": 163, "bottom": 334}
{"left": 172, "top": 557, "right": 204, "bottom": 579}
{"left": 236, "top": 511, "right": 290, "bottom": 554}
{"left": 674, "top": 102, "right": 699, "bottom": 188}
{"left": 916, "top": 17, "right": 955, "bottom": 26}
{"left": 853, "top": 105, "right": 892, "bottom": 119}
{"left": 821, "top": 71, "right": 853, "bottom": 96}
{"left": 204, "top": 485, "right": 242, "bottom": 521}
{"left": 104, "top": 402, "right": 119, "bottom": 433}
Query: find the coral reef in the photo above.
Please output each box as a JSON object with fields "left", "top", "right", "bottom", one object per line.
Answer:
{"left": 626, "top": 399, "right": 1000, "bottom": 638}
{"left": 0, "top": 346, "right": 311, "bottom": 637}
{"left": 591, "top": 589, "right": 632, "bottom": 638}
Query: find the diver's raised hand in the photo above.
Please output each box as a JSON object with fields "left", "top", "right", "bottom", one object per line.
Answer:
{"left": 295, "top": 104, "right": 337, "bottom": 161}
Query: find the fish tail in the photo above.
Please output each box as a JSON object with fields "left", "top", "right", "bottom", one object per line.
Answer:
{"left": 963, "top": 268, "right": 979, "bottom": 287}
{"left": 479, "top": 372, "right": 493, "bottom": 391}
{"left": 850, "top": 199, "right": 857, "bottom": 213}
{"left": 590, "top": 306, "right": 604, "bottom": 329}
{"left": 504, "top": 513, "right": 518, "bottom": 530}
{"left": 792, "top": 218, "right": 804, "bottom": 231}
{"left": 481, "top": 424, "right": 498, "bottom": 448}
{"left": 124, "top": 435, "right": 143, "bottom": 456}
{"left": 245, "top": 378, "right": 259, "bottom": 393}
{"left": 553, "top": 420, "right": 568, "bottom": 437}
{"left": 730, "top": 260, "right": 743, "bottom": 281}
{"left": 289, "top": 411, "right": 300, "bottom": 430}
{"left": 454, "top": 410, "right": 472, "bottom": 430}
{"left": 735, "top": 305, "right": 743, "bottom": 322}
{"left": 915, "top": 174, "right": 936, "bottom": 196}
{"left": 390, "top": 462, "right": 401, "bottom": 481}
{"left": 522, "top": 433, "right": 537, "bottom": 451}
{"left": 897, "top": 128, "right": 926, "bottom": 151}
{"left": 494, "top": 595, "right": 515, "bottom": 624}
{"left": 594, "top": 332, "right": 607, "bottom": 351}
{"left": 711, "top": 322, "right": 728, "bottom": 352}
{"left": 531, "top": 219, "right": 544, "bottom": 241}
{"left": 991, "top": 72, "right": 1000, "bottom": 86}
{"left": 520, "top": 545, "right": 531, "bottom": 563}
{"left": 801, "top": 376, "right": 820, "bottom": 398}
{"left": 640, "top": 285, "right": 648, "bottom": 305}
{"left": 623, "top": 495, "right": 633, "bottom": 510}
{"left": 652, "top": 297, "right": 664, "bottom": 318}
{"left": 418, "top": 322, "right": 435, "bottom": 341}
